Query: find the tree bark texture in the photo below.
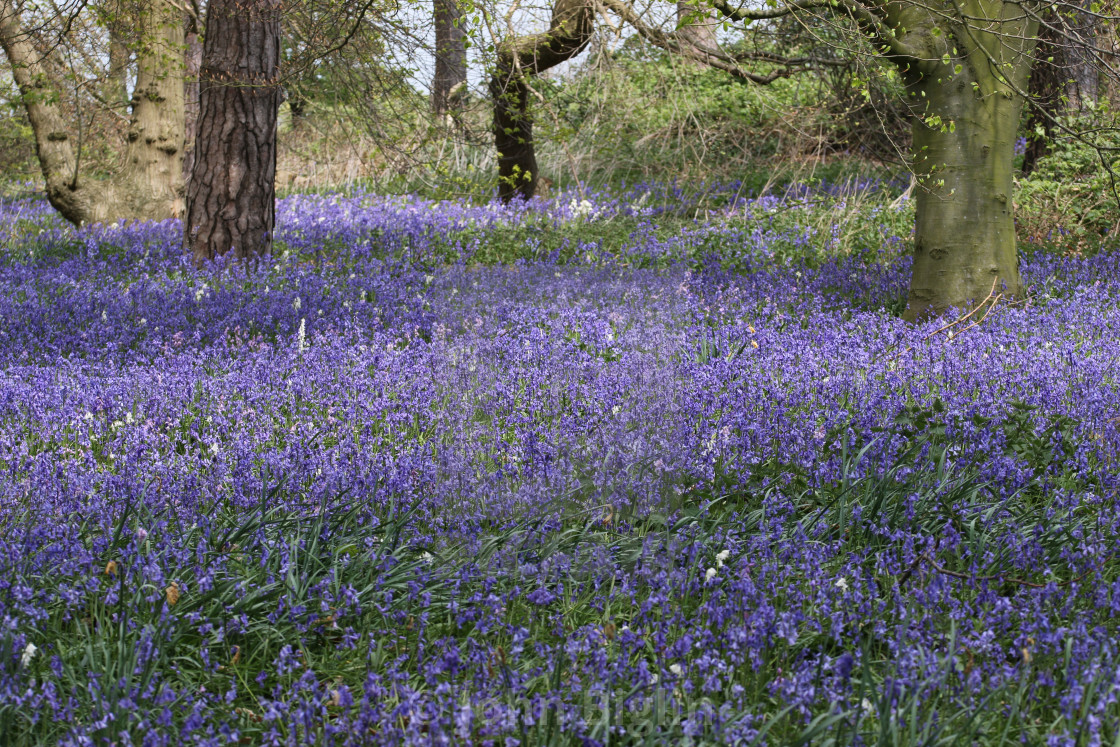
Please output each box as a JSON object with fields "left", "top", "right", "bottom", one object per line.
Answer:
{"left": 184, "top": 0, "right": 281, "bottom": 265}
{"left": 0, "top": 0, "right": 185, "bottom": 226}
{"left": 677, "top": 0, "right": 718, "bottom": 59}
{"left": 108, "top": 29, "right": 130, "bottom": 106}
{"left": 432, "top": 0, "right": 467, "bottom": 116}
{"left": 894, "top": 1, "right": 1037, "bottom": 321}
{"left": 490, "top": 0, "right": 593, "bottom": 201}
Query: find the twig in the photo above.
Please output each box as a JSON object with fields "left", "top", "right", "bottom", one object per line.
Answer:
{"left": 878, "top": 277, "right": 1009, "bottom": 364}
{"left": 917, "top": 553, "right": 1094, "bottom": 590}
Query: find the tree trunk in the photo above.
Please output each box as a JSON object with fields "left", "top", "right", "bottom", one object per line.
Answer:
{"left": 677, "top": 0, "right": 718, "bottom": 59}
{"left": 1023, "top": 3, "right": 1099, "bottom": 173}
{"left": 183, "top": 9, "right": 203, "bottom": 184}
{"left": 108, "top": 30, "right": 130, "bottom": 106}
{"left": 1064, "top": 2, "right": 1099, "bottom": 110}
{"left": 906, "top": 90, "right": 1025, "bottom": 321}
{"left": 491, "top": 72, "right": 537, "bottom": 200}
{"left": 184, "top": 0, "right": 281, "bottom": 265}
{"left": 899, "top": 2, "right": 1038, "bottom": 321}
{"left": 490, "top": 0, "right": 593, "bottom": 201}
{"left": 0, "top": 0, "right": 185, "bottom": 226}
{"left": 432, "top": 0, "right": 467, "bottom": 116}
{"left": 127, "top": 0, "right": 187, "bottom": 219}
{"left": 1023, "top": 15, "right": 1063, "bottom": 174}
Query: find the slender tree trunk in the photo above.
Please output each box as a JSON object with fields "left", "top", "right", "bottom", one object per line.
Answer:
{"left": 490, "top": 0, "right": 593, "bottom": 201}
{"left": 1023, "top": 3, "right": 1099, "bottom": 173}
{"left": 0, "top": 0, "right": 185, "bottom": 226}
{"left": 1064, "top": 2, "right": 1099, "bottom": 110}
{"left": 432, "top": 0, "right": 467, "bottom": 116}
{"left": 1023, "top": 16, "right": 1063, "bottom": 174}
{"left": 184, "top": 0, "right": 281, "bottom": 265}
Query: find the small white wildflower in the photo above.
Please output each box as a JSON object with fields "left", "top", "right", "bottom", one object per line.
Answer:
{"left": 611, "top": 405, "right": 621, "bottom": 415}
{"left": 649, "top": 673, "right": 659, "bottom": 685}
{"left": 420, "top": 552, "right": 434, "bottom": 564}
{"left": 715, "top": 549, "right": 730, "bottom": 568}
{"left": 861, "top": 697, "right": 875, "bottom": 716}
{"left": 705, "top": 567, "right": 718, "bottom": 583}
{"left": 293, "top": 296, "right": 302, "bottom": 312}
{"left": 569, "top": 198, "right": 594, "bottom": 220}
{"left": 297, "top": 317, "right": 306, "bottom": 354}
{"left": 835, "top": 577, "right": 849, "bottom": 591}
{"left": 669, "top": 663, "right": 683, "bottom": 677}
{"left": 20, "top": 642, "right": 37, "bottom": 668}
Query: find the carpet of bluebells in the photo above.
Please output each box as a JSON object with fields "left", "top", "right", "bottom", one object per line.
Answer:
{"left": 1, "top": 181, "right": 1119, "bottom": 746}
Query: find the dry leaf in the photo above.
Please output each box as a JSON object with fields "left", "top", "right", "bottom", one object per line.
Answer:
{"left": 165, "top": 582, "right": 180, "bottom": 606}
{"left": 104, "top": 560, "right": 118, "bottom": 577}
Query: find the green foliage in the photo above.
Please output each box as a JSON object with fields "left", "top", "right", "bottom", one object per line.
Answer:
{"left": 535, "top": 50, "right": 797, "bottom": 186}
{"left": 1017, "top": 103, "right": 1120, "bottom": 251}
{"left": 0, "top": 85, "right": 38, "bottom": 186}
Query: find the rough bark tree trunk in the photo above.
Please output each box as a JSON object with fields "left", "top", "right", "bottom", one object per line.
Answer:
{"left": 490, "top": 0, "right": 593, "bottom": 201}
{"left": 432, "top": 0, "right": 467, "bottom": 116}
{"left": 0, "top": 0, "right": 185, "bottom": 226}
{"left": 184, "top": 0, "right": 281, "bottom": 265}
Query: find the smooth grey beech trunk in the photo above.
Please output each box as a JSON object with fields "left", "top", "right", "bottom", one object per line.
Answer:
{"left": 0, "top": 0, "right": 185, "bottom": 226}
{"left": 708, "top": 0, "right": 1043, "bottom": 321}
{"left": 184, "top": 0, "right": 281, "bottom": 265}
{"left": 891, "top": 1, "right": 1039, "bottom": 321}
{"left": 906, "top": 79, "right": 1026, "bottom": 321}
